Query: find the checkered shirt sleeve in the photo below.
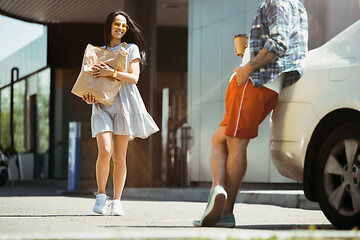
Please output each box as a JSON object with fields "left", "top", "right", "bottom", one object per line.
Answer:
{"left": 249, "top": 0, "right": 308, "bottom": 87}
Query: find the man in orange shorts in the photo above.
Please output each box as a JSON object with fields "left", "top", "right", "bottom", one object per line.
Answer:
{"left": 193, "top": 0, "right": 308, "bottom": 228}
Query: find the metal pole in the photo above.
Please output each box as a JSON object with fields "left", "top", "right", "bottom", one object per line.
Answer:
{"left": 161, "top": 88, "right": 169, "bottom": 185}
{"left": 68, "top": 122, "right": 81, "bottom": 191}
{"left": 10, "top": 68, "right": 19, "bottom": 150}
{"left": 24, "top": 79, "right": 28, "bottom": 150}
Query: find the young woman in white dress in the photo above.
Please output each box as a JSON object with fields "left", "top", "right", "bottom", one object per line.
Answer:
{"left": 82, "top": 10, "right": 159, "bottom": 215}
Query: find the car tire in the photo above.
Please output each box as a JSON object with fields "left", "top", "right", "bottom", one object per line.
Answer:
{"left": 316, "top": 123, "right": 360, "bottom": 229}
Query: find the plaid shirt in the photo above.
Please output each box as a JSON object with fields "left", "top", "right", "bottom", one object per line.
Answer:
{"left": 249, "top": 0, "right": 308, "bottom": 87}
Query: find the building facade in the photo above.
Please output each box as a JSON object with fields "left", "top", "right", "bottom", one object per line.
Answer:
{"left": 0, "top": 0, "right": 188, "bottom": 187}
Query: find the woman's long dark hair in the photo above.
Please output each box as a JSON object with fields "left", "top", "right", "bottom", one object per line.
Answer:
{"left": 104, "top": 11, "right": 147, "bottom": 70}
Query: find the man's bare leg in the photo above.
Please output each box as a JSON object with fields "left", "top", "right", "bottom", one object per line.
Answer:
{"left": 222, "top": 136, "right": 249, "bottom": 216}
{"left": 193, "top": 126, "right": 229, "bottom": 227}
{"left": 210, "top": 126, "right": 228, "bottom": 191}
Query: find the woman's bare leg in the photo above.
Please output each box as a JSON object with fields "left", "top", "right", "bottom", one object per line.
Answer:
{"left": 112, "top": 135, "right": 130, "bottom": 200}
{"left": 95, "top": 131, "right": 113, "bottom": 194}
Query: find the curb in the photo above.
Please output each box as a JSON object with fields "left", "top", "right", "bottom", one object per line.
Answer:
{"left": 1, "top": 181, "right": 320, "bottom": 210}
{"left": 122, "top": 188, "right": 320, "bottom": 210}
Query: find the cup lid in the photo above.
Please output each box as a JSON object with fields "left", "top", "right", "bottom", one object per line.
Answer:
{"left": 234, "top": 34, "right": 247, "bottom": 38}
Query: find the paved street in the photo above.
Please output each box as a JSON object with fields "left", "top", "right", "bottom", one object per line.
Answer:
{"left": 0, "top": 188, "right": 358, "bottom": 240}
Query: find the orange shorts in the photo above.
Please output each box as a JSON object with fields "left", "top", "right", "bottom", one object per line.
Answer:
{"left": 219, "top": 78, "right": 278, "bottom": 139}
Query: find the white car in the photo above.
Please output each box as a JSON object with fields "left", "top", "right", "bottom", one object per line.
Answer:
{"left": 270, "top": 20, "right": 360, "bottom": 228}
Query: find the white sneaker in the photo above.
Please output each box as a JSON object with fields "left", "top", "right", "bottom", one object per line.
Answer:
{"left": 199, "top": 185, "right": 227, "bottom": 227}
{"left": 93, "top": 193, "right": 109, "bottom": 214}
{"left": 109, "top": 200, "right": 125, "bottom": 216}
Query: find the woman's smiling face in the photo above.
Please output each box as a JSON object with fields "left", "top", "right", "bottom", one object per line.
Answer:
{"left": 111, "top": 14, "right": 127, "bottom": 40}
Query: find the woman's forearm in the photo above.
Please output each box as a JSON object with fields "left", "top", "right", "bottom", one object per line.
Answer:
{"left": 114, "top": 70, "right": 139, "bottom": 84}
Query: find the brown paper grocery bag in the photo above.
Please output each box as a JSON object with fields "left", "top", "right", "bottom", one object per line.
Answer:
{"left": 71, "top": 43, "right": 128, "bottom": 106}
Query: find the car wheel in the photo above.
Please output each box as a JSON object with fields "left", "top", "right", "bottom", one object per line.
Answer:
{"left": 316, "top": 123, "right": 360, "bottom": 228}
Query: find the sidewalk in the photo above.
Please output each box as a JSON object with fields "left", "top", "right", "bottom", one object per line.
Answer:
{"left": 0, "top": 185, "right": 347, "bottom": 240}
{"left": 2, "top": 181, "right": 355, "bottom": 240}
{"left": 121, "top": 188, "right": 320, "bottom": 210}
{"left": 1, "top": 180, "right": 320, "bottom": 210}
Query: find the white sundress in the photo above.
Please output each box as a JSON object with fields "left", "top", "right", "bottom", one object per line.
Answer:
{"left": 91, "top": 43, "right": 159, "bottom": 140}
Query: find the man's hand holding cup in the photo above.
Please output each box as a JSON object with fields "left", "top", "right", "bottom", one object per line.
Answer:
{"left": 234, "top": 34, "right": 248, "bottom": 58}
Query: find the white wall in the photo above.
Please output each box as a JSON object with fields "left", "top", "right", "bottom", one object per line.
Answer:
{"left": 188, "top": 0, "right": 292, "bottom": 183}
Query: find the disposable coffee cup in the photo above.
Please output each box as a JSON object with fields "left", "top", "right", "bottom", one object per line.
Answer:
{"left": 234, "top": 34, "right": 248, "bottom": 55}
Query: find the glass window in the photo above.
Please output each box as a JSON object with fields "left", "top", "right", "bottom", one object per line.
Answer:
{"left": 37, "top": 68, "right": 50, "bottom": 154}
{"left": 0, "top": 87, "right": 11, "bottom": 150}
{"left": 13, "top": 80, "right": 26, "bottom": 152}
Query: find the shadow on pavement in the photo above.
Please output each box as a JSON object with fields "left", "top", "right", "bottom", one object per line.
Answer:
{"left": 0, "top": 214, "right": 102, "bottom": 217}
{"left": 101, "top": 224, "right": 335, "bottom": 230}
{"left": 103, "top": 225, "right": 194, "bottom": 229}
{"left": 236, "top": 224, "right": 335, "bottom": 230}
{"left": 0, "top": 187, "right": 63, "bottom": 196}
